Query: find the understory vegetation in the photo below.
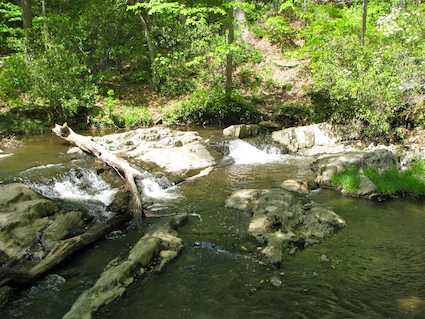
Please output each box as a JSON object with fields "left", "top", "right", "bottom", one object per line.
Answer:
{"left": 332, "top": 160, "right": 425, "bottom": 196}
{"left": 0, "top": 1, "right": 424, "bottom": 139}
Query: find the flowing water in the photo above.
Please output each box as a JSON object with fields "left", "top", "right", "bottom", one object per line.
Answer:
{"left": 1, "top": 131, "right": 425, "bottom": 319}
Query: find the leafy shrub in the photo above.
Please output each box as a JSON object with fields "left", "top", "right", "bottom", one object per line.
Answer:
{"left": 264, "top": 16, "right": 296, "bottom": 47}
{"left": 309, "top": 4, "right": 425, "bottom": 140}
{"left": 162, "top": 88, "right": 260, "bottom": 126}
{"left": 0, "top": 54, "right": 30, "bottom": 98}
{"left": 273, "top": 102, "right": 314, "bottom": 127}
{"left": 28, "top": 41, "right": 98, "bottom": 121}
{"left": 111, "top": 106, "right": 152, "bottom": 128}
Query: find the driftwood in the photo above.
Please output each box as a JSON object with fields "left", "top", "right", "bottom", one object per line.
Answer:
{"left": 0, "top": 214, "right": 131, "bottom": 287}
{"left": 53, "top": 123, "right": 144, "bottom": 221}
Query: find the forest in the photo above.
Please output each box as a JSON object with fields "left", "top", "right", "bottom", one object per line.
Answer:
{"left": 1, "top": 1, "right": 425, "bottom": 319}
{"left": 0, "top": 0, "right": 422, "bottom": 139}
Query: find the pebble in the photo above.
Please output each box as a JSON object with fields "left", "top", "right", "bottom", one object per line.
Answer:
{"left": 270, "top": 276, "right": 282, "bottom": 287}
{"left": 320, "top": 254, "right": 330, "bottom": 262}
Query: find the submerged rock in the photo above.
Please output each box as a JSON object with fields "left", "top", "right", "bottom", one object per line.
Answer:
{"left": 63, "top": 214, "right": 188, "bottom": 319}
{"left": 270, "top": 276, "right": 282, "bottom": 287}
{"left": 95, "top": 127, "right": 216, "bottom": 180}
{"left": 226, "top": 189, "right": 345, "bottom": 266}
{"left": 223, "top": 124, "right": 261, "bottom": 139}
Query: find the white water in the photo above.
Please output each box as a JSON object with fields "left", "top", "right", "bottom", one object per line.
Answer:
{"left": 140, "top": 172, "right": 179, "bottom": 200}
{"left": 33, "top": 169, "right": 118, "bottom": 206}
{"left": 228, "top": 139, "right": 287, "bottom": 165}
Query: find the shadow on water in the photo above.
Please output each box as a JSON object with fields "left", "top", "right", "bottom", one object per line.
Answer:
{"left": 1, "top": 131, "right": 425, "bottom": 319}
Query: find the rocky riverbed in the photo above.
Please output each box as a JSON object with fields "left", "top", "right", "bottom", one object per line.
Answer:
{"left": 1, "top": 125, "right": 425, "bottom": 318}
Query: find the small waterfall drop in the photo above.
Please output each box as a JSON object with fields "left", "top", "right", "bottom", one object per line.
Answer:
{"left": 228, "top": 139, "right": 286, "bottom": 165}
{"left": 32, "top": 169, "right": 118, "bottom": 206}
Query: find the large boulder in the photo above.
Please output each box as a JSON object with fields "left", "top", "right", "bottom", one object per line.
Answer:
{"left": 313, "top": 149, "right": 398, "bottom": 187}
{"left": 223, "top": 124, "right": 261, "bottom": 139}
{"left": 226, "top": 189, "right": 345, "bottom": 266}
{"left": 95, "top": 127, "right": 216, "bottom": 179}
{"left": 272, "top": 123, "right": 359, "bottom": 154}
{"left": 0, "top": 183, "right": 128, "bottom": 287}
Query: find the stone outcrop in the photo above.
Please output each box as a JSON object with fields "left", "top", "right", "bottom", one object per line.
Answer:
{"left": 313, "top": 149, "right": 398, "bottom": 187}
{"left": 223, "top": 124, "right": 261, "bottom": 139}
{"left": 0, "top": 183, "right": 131, "bottom": 287}
{"left": 63, "top": 214, "right": 188, "bottom": 319}
{"left": 226, "top": 189, "right": 345, "bottom": 266}
{"left": 280, "top": 179, "right": 310, "bottom": 194}
{"left": 272, "top": 123, "right": 359, "bottom": 155}
{"left": 95, "top": 127, "right": 216, "bottom": 179}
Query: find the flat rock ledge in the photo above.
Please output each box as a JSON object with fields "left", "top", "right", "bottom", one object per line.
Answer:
{"left": 0, "top": 183, "right": 131, "bottom": 287}
{"left": 226, "top": 189, "right": 345, "bottom": 266}
{"left": 223, "top": 124, "right": 262, "bottom": 139}
{"left": 272, "top": 123, "right": 359, "bottom": 155}
{"left": 95, "top": 127, "right": 216, "bottom": 180}
{"left": 63, "top": 214, "right": 188, "bottom": 319}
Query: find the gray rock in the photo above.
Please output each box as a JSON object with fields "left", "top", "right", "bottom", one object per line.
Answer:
{"left": 281, "top": 179, "right": 309, "bottom": 194}
{"left": 270, "top": 276, "right": 282, "bottom": 287}
{"left": 95, "top": 127, "right": 215, "bottom": 179}
{"left": 320, "top": 254, "right": 330, "bottom": 262}
{"left": 0, "top": 184, "right": 60, "bottom": 260}
{"left": 272, "top": 123, "right": 359, "bottom": 154}
{"left": 223, "top": 124, "right": 261, "bottom": 138}
{"left": 313, "top": 149, "right": 397, "bottom": 187}
{"left": 0, "top": 183, "right": 114, "bottom": 287}
{"left": 354, "top": 175, "right": 377, "bottom": 196}
{"left": 63, "top": 214, "right": 188, "bottom": 319}
{"left": 226, "top": 189, "right": 345, "bottom": 266}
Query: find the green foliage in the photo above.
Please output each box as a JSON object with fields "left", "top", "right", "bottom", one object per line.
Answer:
{"left": 110, "top": 106, "right": 152, "bottom": 128}
{"left": 273, "top": 101, "right": 314, "bottom": 127}
{"left": 307, "top": 2, "right": 425, "bottom": 139}
{"left": 332, "top": 160, "right": 425, "bottom": 196}
{"left": 0, "top": 54, "right": 29, "bottom": 98}
{"left": 250, "top": 15, "right": 295, "bottom": 49}
{"left": 28, "top": 40, "right": 97, "bottom": 120}
{"left": 331, "top": 166, "right": 361, "bottom": 193}
{"left": 162, "top": 87, "right": 259, "bottom": 126}
{"left": 0, "top": 2, "right": 22, "bottom": 53}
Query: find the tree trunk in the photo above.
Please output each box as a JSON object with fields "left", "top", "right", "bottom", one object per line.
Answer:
{"left": 138, "top": 13, "right": 158, "bottom": 90}
{"left": 361, "top": 0, "right": 367, "bottom": 46}
{"left": 52, "top": 124, "right": 145, "bottom": 221}
{"left": 225, "top": 6, "right": 235, "bottom": 98}
{"left": 21, "top": 0, "right": 32, "bottom": 29}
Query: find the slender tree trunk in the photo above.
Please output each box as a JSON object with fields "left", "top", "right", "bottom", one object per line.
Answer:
{"left": 138, "top": 13, "right": 158, "bottom": 89}
{"left": 361, "top": 0, "right": 367, "bottom": 46}
{"left": 21, "top": 0, "right": 32, "bottom": 29}
{"left": 225, "top": 6, "right": 235, "bottom": 98}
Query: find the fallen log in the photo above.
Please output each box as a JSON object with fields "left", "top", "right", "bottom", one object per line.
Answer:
{"left": 52, "top": 123, "right": 144, "bottom": 221}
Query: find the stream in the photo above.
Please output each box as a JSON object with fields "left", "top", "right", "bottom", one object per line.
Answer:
{"left": 1, "top": 130, "right": 425, "bottom": 319}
